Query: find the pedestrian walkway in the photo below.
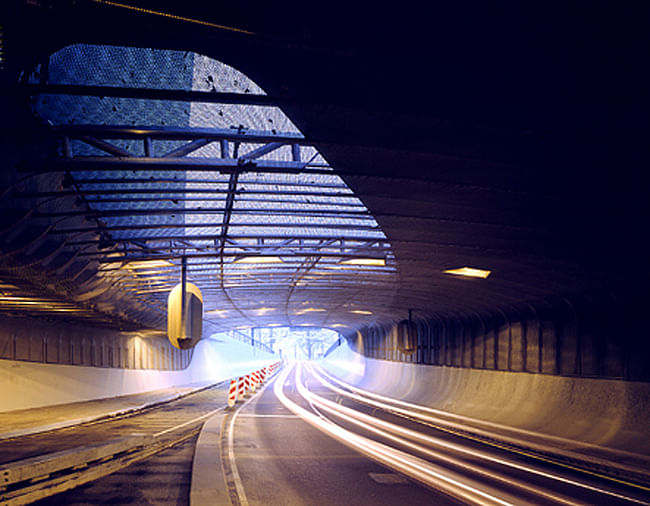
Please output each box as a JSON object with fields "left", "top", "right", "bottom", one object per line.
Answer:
{"left": 0, "top": 381, "right": 219, "bottom": 440}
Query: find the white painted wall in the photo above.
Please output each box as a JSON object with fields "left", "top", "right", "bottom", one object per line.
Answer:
{"left": 320, "top": 342, "right": 650, "bottom": 456}
{"left": 0, "top": 334, "right": 276, "bottom": 412}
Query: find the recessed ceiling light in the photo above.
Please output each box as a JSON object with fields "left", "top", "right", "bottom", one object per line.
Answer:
{"left": 124, "top": 260, "right": 174, "bottom": 270}
{"left": 233, "top": 256, "right": 284, "bottom": 264}
{"left": 255, "top": 307, "right": 276, "bottom": 316}
{"left": 443, "top": 266, "right": 491, "bottom": 279}
{"left": 339, "top": 258, "right": 386, "bottom": 266}
{"left": 350, "top": 309, "right": 373, "bottom": 315}
{"left": 295, "top": 307, "right": 326, "bottom": 315}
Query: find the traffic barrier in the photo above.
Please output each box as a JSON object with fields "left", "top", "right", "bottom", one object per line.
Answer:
{"left": 227, "top": 379, "right": 237, "bottom": 408}
{"left": 250, "top": 371, "right": 257, "bottom": 393}
{"left": 226, "top": 364, "right": 282, "bottom": 407}
{"left": 237, "top": 376, "right": 245, "bottom": 401}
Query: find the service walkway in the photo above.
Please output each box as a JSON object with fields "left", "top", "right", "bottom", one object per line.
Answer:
{"left": 0, "top": 381, "right": 216, "bottom": 440}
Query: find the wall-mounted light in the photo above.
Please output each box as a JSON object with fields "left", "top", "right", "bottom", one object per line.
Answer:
{"left": 443, "top": 266, "right": 491, "bottom": 279}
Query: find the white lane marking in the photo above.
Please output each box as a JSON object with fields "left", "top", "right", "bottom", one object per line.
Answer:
{"left": 301, "top": 372, "right": 578, "bottom": 505}
{"left": 226, "top": 375, "right": 275, "bottom": 506}
{"left": 228, "top": 406, "right": 250, "bottom": 506}
{"left": 309, "top": 364, "right": 650, "bottom": 505}
{"left": 236, "top": 414, "right": 299, "bottom": 418}
{"left": 274, "top": 364, "right": 515, "bottom": 506}
{"left": 153, "top": 407, "right": 224, "bottom": 437}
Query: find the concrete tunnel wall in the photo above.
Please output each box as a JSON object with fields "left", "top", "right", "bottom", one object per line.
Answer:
{"left": 0, "top": 332, "right": 276, "bottom": 413}
{"left": 319, "top": 341, "right": 650, "bottom": 457}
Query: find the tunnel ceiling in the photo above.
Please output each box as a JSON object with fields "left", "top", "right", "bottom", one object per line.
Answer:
{"left": 0, "top": 1, "right": 648, "bottom": 335}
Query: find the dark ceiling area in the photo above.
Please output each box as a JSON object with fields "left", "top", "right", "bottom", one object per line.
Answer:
{"left": 0, "top": 1, "right": 648, "bottom": 334}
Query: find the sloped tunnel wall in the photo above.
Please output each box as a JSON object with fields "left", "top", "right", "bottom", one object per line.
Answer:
{"left": 349, "top": 291, "right": 649, "bottom": 382}
{"left": 323, "top": 291, "right": 650, "bottom": 455}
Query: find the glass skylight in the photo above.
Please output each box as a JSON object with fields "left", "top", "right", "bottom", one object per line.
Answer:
{"left": 27, "top": 44, "right": 398, "bottom": 330}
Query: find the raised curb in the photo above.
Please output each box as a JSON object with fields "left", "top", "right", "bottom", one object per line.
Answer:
{"left": 189, "top": 411, "right": 232, "bottom": 506}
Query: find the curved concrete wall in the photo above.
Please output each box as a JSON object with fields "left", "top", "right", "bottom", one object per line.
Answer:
{"left": 0, "top": 334, "right": 276, "bottom": 412}
{"left": 320, "top": 342, "right": 650, "bottom": 456}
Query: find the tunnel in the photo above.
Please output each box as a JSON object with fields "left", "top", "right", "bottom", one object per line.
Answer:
{"left": 1, "top": 2, "right": 649, "bottom": 504}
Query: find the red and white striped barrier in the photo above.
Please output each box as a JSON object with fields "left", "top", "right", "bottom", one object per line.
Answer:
{"left": 250, "top": 371, "right": 258, "bottom": 392}
{"left": 227, "top": 379, "right": 238, "bottom": 408}
{"left": 227, "top": 362, "right": 283, "bottom": 406}
{"left": 237, "top": 376, "right": 245, "bottom": 400}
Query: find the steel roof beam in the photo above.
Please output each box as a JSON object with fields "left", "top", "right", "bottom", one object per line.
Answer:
{"left": 37, "top": 206, "right": 373, "bottom": 219}
{"left": 240, "top": 142, "right": 285, "bottom": 160}
{"left": 56, "top": 124, "right": 306, "bottom": 144}
{"left": 77, "top": 196, "right": 365, "bottom": 208}
{"left": 162, "top": 138, "right": 213, "bottom": 158}
{"left": 64, "top": 177, "right": 346, "bottom": 189}
{"left": 49, "top": 222, "right": 381, "bottom": 234}
{"left": 17, "top": 189, "right": 357, "bottom": 199}
{"left": 19, "top": 156, "right": 314, "bottom": 174}
{"left": 91, "top": 250, "right": 387, "bottom": 263}
{"left": 25, "top": 83, "right": 295, "bottom": 109}
{"left": 78, "top": 136, "right": 132, "bottom": 157}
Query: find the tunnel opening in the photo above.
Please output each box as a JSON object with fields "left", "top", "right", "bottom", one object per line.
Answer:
{"left": 221, "top": 326, "right": 342, "bottom": 361}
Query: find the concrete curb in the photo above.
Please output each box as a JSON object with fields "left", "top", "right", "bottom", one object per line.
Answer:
{"left": 189, "top": 410, "right": 232, "bottom": 506}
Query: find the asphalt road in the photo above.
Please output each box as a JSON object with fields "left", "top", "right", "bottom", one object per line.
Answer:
{"left": 224, "top": 363, "right": 650, "bottom": 506}
{"left": 229, "top": 366, "right": 457, "bottom": 505}
{"left": 4, "top": 365, "right": 650, "bottom": 505}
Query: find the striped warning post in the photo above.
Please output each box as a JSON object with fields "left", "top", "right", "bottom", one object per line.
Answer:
{"left": 250, "top": 371, "right": 257, "bottom": 392}
{"left": 237, "top": 376, "right": 245, "bottom": 401}
{"left": 227, "top": 379, "right": 237, "bottom": 407}
{"left": 244, "top": 374, "right": 251, "bottom": 395}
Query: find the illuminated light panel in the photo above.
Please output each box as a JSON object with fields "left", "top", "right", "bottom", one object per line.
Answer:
{"left": 124, "top": 260, "right": 174, "bottom": 270}
{"left": 295, "top": 307, "right": 326, "bottom": 315}
{"left": 206, "top": 309, "right": 229, "bottom": 318}
{"left": 233, "top": 256, "right": 284, "bottom": 264}
{"left": 331, "top": 324, "right": 348, "bottom": 328}
{"left": 254, "top": 307, "right": 276, "bottom": 316}
{"left": 443, "top": 266, "right": 491, "bottom": 279}
{"left": 267, "top": 323, "right": 283, "bottom": 327}
{"left": 339, "top": 258, "right": 386, "bottom": 267}
{"left": 350, "top": 310, "right": 373, "bottom": 315}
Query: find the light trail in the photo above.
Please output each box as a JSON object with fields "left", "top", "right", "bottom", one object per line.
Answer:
{"left": 298, "top": 370, "right": 580, "bottom": 505}
{"left": 274, "top": 363, "right": 517, "bottom": 506}
{"left": 308, "top": 364, "right": 650, "bottom": 505}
